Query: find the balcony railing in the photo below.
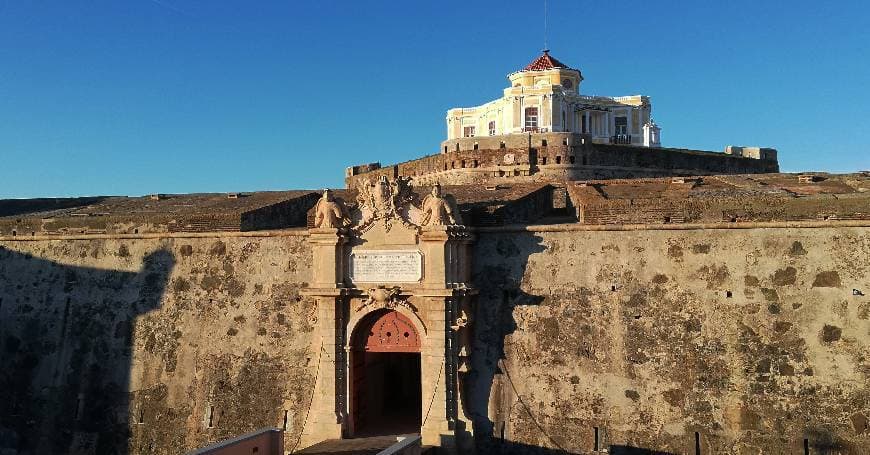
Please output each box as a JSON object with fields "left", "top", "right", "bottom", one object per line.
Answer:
{"left": 610, "top": 134, "right": 632, "bottom": 145}
{"left": 522, "top": 127, "right": 548, "bottom": 133}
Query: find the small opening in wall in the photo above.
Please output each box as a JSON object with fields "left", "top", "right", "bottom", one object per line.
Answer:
{"left": 283, "top": 410, "right": 288, "bottom": 430}
{"left": 455, "top": 143, "right": 460, "bottom": 151}
{"left": 444, "top": 163, "right": 448, "bottom": 171}
{"left": 461, "top": 160, "right": 466, "bottom": 168}
{"left": 730, "top": 217, "right": 738, "bottom": 223}
{"left": 582, "top": 137, "right": 586, "bottom": 144}
{"left": 75, "top": 394, "right": 84, "bottom": 421}
{"left": 611, "top": 285, "right": 617, "bottom": 292}
{"left": 569, "top": 156, "right": 575, "bottom": 164}
{"left": 500, "top": 141, "right": 506, "bottom": 149}
{"left": 563, "top": 138, "right": 568, "bottom": 145}
{"left": 444, "top": 146, "right": 447, "bottom": 153}
{"left": 252, "top": 447, "right": 259, "bottom": 453}
{"left": 726, "top": 291, "right": 733, "bottom": 298}
{"left": 473, "top": 159, "right": 478, "bottom": 168}
{"left": 207, "top": 405, "right": 215, "bottom": 428}
{"left": 542, "top": 139, "right": 548, "bottom": 147}
{"left": 695, "top": 432, "right": 701, "bottom": 455}
{"left": 11, "top": 230, "right": 16, "bottom": 237}
{"left": 556, "top": 156, "right": 562, "bottom": 164}
{"left": 473, "top": 143, "right": 479, "bottom": 150}
{"left": 803, "top": 439, "right": 809, "bottom": 455}
{"left": 664, "top": 216, "right": 672, "bottom": 223}
{"left": 138, "top": 406, "right": 145, "bottom": 424}
{"left": 593, "top": 427, "right": 600, "bottom": 451}
{"left": 542, "top": 157, "right": 547, "bottom": 165}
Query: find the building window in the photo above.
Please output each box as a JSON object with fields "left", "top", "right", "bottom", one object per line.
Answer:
{"left": 463, "top": 126, "right": 475, "bottom": 138}
{"left": 525, "top": 107, "right": 538, "bottom": 130}
{"left": 562, "top": 111, "right": 567, "bottom": 131}
{"left": 615, "top": 116, "right": 628, "bottom": 135}
{"left": 488, "top": 121, "right": 496, "bottom": 136}
{"left": 581, "top": 114, "right": 587, "bottom": 133}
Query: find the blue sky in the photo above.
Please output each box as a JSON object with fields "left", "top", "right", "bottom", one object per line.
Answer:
{"left": 1, "top": 1, "right": 868, "bottom": 198}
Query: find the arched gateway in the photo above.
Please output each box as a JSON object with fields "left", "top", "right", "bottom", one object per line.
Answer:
{"left": 349, "top": 309, "right": 422, "bottom": 436}
{"left": 300, "top": 177, "right": 475, "bottom": 451}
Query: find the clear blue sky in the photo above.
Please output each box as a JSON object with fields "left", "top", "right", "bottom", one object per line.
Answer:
{"left": 1, "top": 1, "right": 868, "bottom": 198}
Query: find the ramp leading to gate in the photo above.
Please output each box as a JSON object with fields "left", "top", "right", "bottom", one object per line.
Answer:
{"left": 295, "top": 434, "right": 424, "bottom": 455}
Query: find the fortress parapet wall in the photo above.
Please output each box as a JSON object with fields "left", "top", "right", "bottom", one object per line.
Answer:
{"left": 345, "top": 133, "right": 779, "bottom": 188}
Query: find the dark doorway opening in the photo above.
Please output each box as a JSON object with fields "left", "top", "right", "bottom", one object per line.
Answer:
{"left": 349, "top": 309, "right": 422, "bottom": 437}
{"left": 352, "top": 352, "right": 421, "bottom": 436}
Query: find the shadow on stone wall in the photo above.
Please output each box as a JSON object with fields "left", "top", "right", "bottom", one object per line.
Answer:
{"left": 465, "top": 232, "right": 547, "bottom": 453}
{"left": 0, "top": 246, "right": 174, "bottom": 455}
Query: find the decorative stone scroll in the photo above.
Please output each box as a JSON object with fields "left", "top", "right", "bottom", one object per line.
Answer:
{"left": 349, "top": 250, "right": 423, "bottom": 283}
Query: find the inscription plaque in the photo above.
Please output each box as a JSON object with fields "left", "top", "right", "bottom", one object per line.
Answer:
{"left": 350, "top": 250, "right": 422, "bottom": 283}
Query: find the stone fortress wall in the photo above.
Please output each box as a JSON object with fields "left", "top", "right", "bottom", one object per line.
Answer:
{"left": 0, "top": 233, "right": 318, "bottom": 454}
{"left": 1, "top": 222, "right": 867, "bottom": 454}
{"left": 345, "top": 133, "right": 779, "bottom": 189}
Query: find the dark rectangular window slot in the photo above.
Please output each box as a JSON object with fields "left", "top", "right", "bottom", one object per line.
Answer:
{"left": 473, "top": 143, "right": 479, "bottom": 150}
{"left": 542, "top": 157, "right": 547, "bottom": 165}
{"left": 593, "top": 427, "right": 600, "bottom": 451}
{"left": 804, "top": 439, "right": 809, "bottom": 455}
{"left": 138, "top": 406, "right": 145, "bottom": 424}
{"left": 726, "top": 291, "right": 733, "bottom": 298}
{"left": 500, "top": 142, "right": 506, "bottom": 149}
{"left": 611, "top": 285, "right": 617, "bottom": 292}
{"left": 556, "top": 156, "right": 562, "bottom": 164}
{"left": 75, "top": 395, "right": 83, "bottom": 421}
{"left": 283, "top": 410, "right": 288, "bottom": 430}
{"left": 252, "top": 448, "right": 258, "bottom": 453}
{"left": 207, "top": 405, "right": 215, "bottom": 428}
{"left": 569, "top": 156, "right": 575, "bottom": 164}
{"left": 542, "top": 139, "right": 548, "bottom": 146}
{"left": 695, "top": 432, "right": 701, "bottom": 455}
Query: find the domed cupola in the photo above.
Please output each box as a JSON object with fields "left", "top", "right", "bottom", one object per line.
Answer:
{"left": 508, "top": 50, "right": 583, "bottom": 92}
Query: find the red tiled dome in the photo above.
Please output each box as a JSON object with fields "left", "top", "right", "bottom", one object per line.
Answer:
{"left": 521, "top": 50, "right": 573, "bottom": 71}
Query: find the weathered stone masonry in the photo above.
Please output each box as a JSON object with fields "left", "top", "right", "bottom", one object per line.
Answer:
{"left": 1, "top": 222, "right": 868, "bottom": 454}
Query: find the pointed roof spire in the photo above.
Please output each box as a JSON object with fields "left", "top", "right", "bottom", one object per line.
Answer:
{"left": 521, "top": 50, "right": 573, "bottom": 72}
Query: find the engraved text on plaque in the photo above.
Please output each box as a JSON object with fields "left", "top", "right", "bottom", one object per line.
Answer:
{"left": 350, "top": 250, "right": 423, "bottom": 283}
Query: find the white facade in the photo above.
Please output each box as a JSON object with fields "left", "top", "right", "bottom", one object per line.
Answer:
{"left": 446, "top": 51, "right": 660, "bottom": 147}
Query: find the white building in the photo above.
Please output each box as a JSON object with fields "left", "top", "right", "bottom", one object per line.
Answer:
{"left": 445, "top": 50, "right": 661, "bottom": 148}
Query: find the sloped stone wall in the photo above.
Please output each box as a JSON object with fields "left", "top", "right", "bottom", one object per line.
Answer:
{"left": 0, "top": 233, "right": 316, "bottom": 455}
{"left": 471, "top": 226, "right": 870, "bottom": 454}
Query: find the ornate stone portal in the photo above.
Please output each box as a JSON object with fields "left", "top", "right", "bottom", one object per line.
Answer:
{"left": 300, "top": 177, "right": 475, "bottom": 450}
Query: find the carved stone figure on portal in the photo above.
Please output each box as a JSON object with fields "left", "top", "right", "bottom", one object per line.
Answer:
{"left": 421, "top": 183, "right": 462, "bottom": 227}
{"left": 313, "top": 189, "right": 348, "bottom": 229}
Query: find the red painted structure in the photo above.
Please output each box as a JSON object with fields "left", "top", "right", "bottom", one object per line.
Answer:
{"left": 353, "top": 309, "right": 420, "bottom": 353}
{"left": 349, "top": 310, "right": 422, "bottom": 436}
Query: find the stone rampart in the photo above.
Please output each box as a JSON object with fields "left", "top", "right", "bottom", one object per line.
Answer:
{"left": 471, "top": 226, "right": 870, "bottom": 454}
{"left": 345, "top": 140, "right": 779, "bottom": 189}
{"left": 1, "top": 222, "right": 867, "bottom": 454}
{"left": 0, "top": 232, "right": 316, "bottom": 454}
